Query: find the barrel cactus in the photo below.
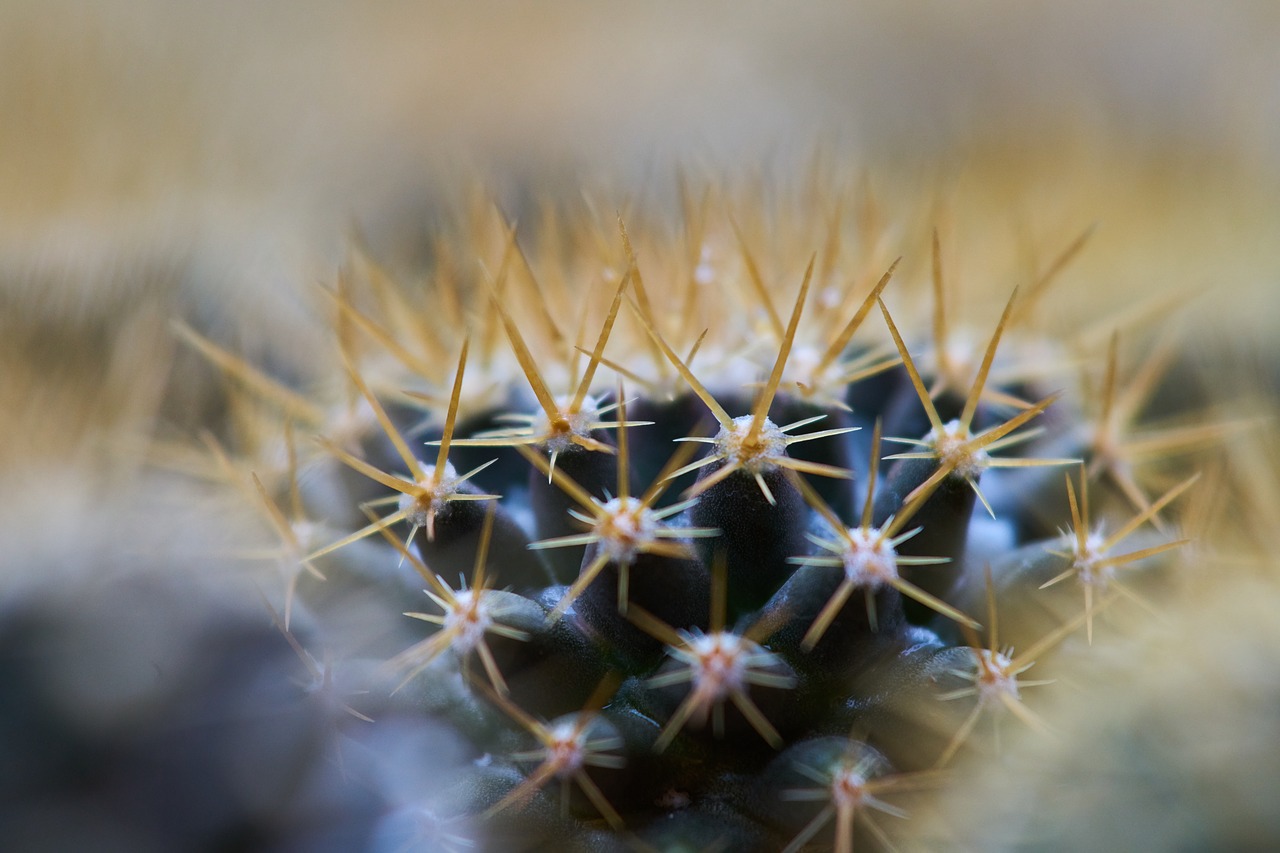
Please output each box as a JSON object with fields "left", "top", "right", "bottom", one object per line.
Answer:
{"left": 173, "top": 184, "right": 1218, "bottom": 851}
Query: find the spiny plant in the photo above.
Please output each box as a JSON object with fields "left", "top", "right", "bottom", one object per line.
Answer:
{"left": 176, "top": 180, "right": 1226, "bottom": 851}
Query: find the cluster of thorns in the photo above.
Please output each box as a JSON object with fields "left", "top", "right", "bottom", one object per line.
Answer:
{"left": 179, "top": 219, "right": 1214, "bottom": 851}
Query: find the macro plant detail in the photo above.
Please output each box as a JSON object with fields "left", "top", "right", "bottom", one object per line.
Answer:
{"left": 177, "top": 186, "right": 1218, "bottom": 851}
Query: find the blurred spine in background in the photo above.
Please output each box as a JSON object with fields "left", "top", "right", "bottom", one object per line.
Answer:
{"left": 1, "top": 2, "right": 1278, "bottom": 851}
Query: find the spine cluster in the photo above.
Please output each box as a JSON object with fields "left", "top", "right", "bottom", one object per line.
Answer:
{"left": 185, "top": 191, "right": 1211, "bottom": 851}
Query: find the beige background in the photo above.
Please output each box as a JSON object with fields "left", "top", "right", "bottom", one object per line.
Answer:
{"left": 2, "top": 5, "right": 1277, "bottom": 847}
{"left": 2, "top": 1, "right": 1277, "bottom": 343}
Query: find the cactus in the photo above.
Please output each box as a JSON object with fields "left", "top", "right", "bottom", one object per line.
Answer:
{"left": 66, "top": 182, "right": 1228, "bottom": 852}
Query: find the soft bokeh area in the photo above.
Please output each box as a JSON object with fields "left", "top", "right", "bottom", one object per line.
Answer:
{"left": 3, "top": 1, "right": 1278, "bottom": 334}
{"left": 1, "top": 2, "right": 1277, "bottom": 850}
{"left": 5, "top": 0, "right": 1276, "bottom": 566}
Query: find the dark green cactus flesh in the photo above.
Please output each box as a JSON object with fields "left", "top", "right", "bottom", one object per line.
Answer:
{"left": 166, "top": 200, "right": 1211, "bottom": 852}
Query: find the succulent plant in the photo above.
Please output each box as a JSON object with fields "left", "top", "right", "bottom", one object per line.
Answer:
{"left": 160, "top": 183, "right": 1229, "bottom": 852}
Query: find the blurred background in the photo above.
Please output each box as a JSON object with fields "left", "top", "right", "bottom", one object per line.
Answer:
{"left": 3, "top": 0, "right": 1278, "bottom": 336}
{"left": 6, "top": 0, "right": 1277, "bottom": 537}
{"left": 1, "top": 2, "right": 1277, "bottom": 849}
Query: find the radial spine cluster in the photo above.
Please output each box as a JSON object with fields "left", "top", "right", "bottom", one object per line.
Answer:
{"left": 183, "top": 185, "right": 1212, "bottom": 851}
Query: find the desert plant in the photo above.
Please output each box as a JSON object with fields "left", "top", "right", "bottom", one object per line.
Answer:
{"left": 174, "top": 182, "right": 1220, "bottom": 852}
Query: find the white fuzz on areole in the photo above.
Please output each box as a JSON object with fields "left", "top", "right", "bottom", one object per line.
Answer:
{"left": 714, "top": 414, "right": 789, "bottom": 473}
{"left": 397, "top": 461, "right": 461, "bottom": 526}
{"left": 684, "top": 632, "right": 754, "bottom": 698}
{"left": 929, "top": 419, "right": 990, "bottom": 479}
{"left": 442, "top": 589, "right": 491, "bottom": 654}
{"left": 532, "top": 394, "right": 601, "bottom": 454}
{"left": 841, "top": 527, "right": 899, "bottom": 589}
{"left": 546, "top": 721, "right": 588, "bottom": 777}
{"left": 595, "top": 495, "right": 659, "bottom": 563}
{"left": 287, "top": 519, "right": 327, "bottom": 555}
{"left": 975, "top": 649, "right": 1020, "bottom": 705}
{"left": 1072, "top": 530, "right": 1113, "bottom": 586}
{"left": 830, "top": 766, "right": 871, "bottom": 811}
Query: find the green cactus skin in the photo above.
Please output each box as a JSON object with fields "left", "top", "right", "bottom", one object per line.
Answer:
{"left": 154, "top": 191, "right": 1215, "bottom": 852}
